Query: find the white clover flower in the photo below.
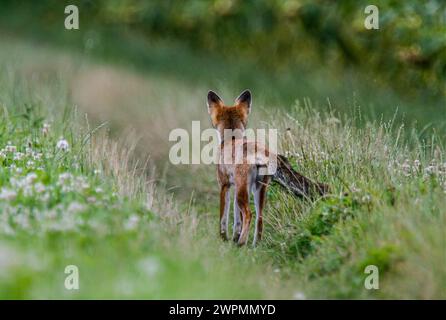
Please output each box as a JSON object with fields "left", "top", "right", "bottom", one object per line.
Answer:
{"left": 42, "top": 123, "right": 50, "bottom": 135}
{"left": 25, "top": 172, "right": 38, "bottom": 184}
{"left": 58, "top": 172, "right": 72, "bottom": 184}
{"left": 0, "top": 188, "right": 17, "bottom": 201}
{"left": 10, "top": 165, "right": 22, "bottom": 174}
{"left": 0, "top": 150, "right": 6, "bottom": 159}
{"left": 361, "top": 194, "right": 372, "bottom": 203}
{"left": 413, "top": 159, "right": 421, "bottom": 168}
{"left": 124, "top": 215, "right": 140, "bottom": 230}
{"left": 5, "top": 144, "right": 17, "bottom": 153}
{"left": 424, "top": 165, "right": 437, "bottom": 176}
{"left": 401, "top": 160, "right": 411, "bottom": 176}
{"left": 87, "top": 196, "right": 96, "bottom": 204}
{"left": 34, "top": 183, "right": 46, "bottom": 194}
{"left": 32, "top": 152, "right": 43, "bottom": 160}
{"left": 56, "top": 138, "right": 69, "bottom": 151}
{"left": 13, "top": 152, "right": 24, "bottom": 161}
{"left": 67, "top": 202, "right": 86, "bottom": 214}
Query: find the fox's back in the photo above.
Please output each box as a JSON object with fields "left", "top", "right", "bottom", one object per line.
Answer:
{"left": 217, "top": 138, "right": 274, "bottom": 186}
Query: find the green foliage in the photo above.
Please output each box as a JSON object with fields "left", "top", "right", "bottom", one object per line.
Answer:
{"left": 307, "top": 196, "right": 359, "bottom": 237}
{"left": 1, "top": 1, "right": 445, "bottom": 98}
{"left": 358, "top": 244, "right": 402, "bottom": 274}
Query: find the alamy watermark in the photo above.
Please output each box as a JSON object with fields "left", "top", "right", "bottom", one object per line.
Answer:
{"left": 169, "top": 121, "right": 278, "bottom": 175}
{"left": 364, "top": 265, "right": 379, "bottom": 290}
{"left": 364, "top": 5, "right": 379, "bottom": 30}
{"left": 64, "top": 265, "right": 79, "bottom": 290}
{"left": 64, "top": 5, "right": 79, "bottom": 30}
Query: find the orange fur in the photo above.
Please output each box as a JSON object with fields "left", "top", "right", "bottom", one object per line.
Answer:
{"left": 208, "top": 90, "right": 270, "bottom": 246}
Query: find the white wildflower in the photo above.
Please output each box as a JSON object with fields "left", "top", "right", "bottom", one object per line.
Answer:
{"left": 74, "top": 176, "right": 89, "bottom": 190}
{"left": 67, "top": 202, "right": 86, "bottom": 214}
{"left": 361, "top": 194, "right": 372, "bottom": 203}
{"left": 34, "top": 183, "right": 46, "bottom": 194}
{"left": 87, "top": 196, "right": 96, "bottom": 203}
{"left": 13, "top": 152, "right": 24, "bottom": 161}
{"left": 42, "top": 123, "right": 50, "bottom": 135}
{"left": 56, "top": 138, "right": 69, "bottom": 151}
{"left": 424, "top": 165, "right": 437, "bottom": 176}
{"left": 32, "top": 152, "right": 42, "bottom": 160}
{"left": 124, "top": 215, "right": 140, "bottom": 230}
{"left": 25, "top": 172, "right": 38, "bottom": 184}
{"left": 413, "top": 159, "right": 421, "bottom": 169}
{"left": 58, "top": 172, "right": 72, "bottom": 184}
{"left": 0, "top": 188, "right": 17, "bottom": 201}
{"left": 401, "top": 159, "right": 411, "bottom": 177}
{"left": 5, "top": 144, "right": 17, "bottom": 153}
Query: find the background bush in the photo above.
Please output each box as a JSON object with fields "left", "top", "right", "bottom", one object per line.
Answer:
{"left": 2, "top": 0, "right": 445, "bottom": 98}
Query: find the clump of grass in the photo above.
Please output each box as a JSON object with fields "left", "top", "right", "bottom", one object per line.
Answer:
{"left": 263, "top": 103, "right": 445, "bottom": 298}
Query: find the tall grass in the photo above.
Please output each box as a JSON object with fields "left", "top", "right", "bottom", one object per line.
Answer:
{"left": 0, "top": 37, "right": 445, "bottom": 299}
{"left": 0, "top": 38, "right": 292, "bottom": 299}
{"left": 264, "top": 104, "right": 445, "bottom": 298}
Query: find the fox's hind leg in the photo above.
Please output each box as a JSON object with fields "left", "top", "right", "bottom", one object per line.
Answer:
{"left": 232, "top": 194, "right": 242, "bottom": 242}
{"left": 253, "top": 176, "right": 270, "bottom": 246}
{"left": 219, "top": 184, "right": 230, "bottom": 240}
{"left": 236, "top": 186, "right": 252, "bottom": 246}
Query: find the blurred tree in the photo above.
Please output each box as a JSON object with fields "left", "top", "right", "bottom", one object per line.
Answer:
{"left": 0, "top": 0, "right": 445, "bottom": 97}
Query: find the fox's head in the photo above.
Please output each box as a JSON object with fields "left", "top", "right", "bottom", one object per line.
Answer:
{"left": 207, "top": 90, "right": 252, "bottom": 142}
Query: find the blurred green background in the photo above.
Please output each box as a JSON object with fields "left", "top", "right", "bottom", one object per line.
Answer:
{"left": 0, "top": 1, "right": 445, "bottom": 299}
{"left": 0, "top": 0, "right": 445, "bottom": 131}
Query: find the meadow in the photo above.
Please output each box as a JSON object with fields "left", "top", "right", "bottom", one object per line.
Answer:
{"left": 0, "top": 1, "right": 446, "bottom": 299}
{"left": 0, "top": 34, "right": 444, "bottom": 299}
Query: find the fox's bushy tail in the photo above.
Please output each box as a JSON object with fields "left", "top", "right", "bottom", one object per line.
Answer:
{"left": 273, "top": 154, "right": 329, "bottom": 199}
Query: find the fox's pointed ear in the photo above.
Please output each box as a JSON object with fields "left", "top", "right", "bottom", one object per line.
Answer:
{"left": 207, "top": 90, "right": 224, "bottom": 114}
{"left": 235, "top": 89, "right": 251, "bottom": 114}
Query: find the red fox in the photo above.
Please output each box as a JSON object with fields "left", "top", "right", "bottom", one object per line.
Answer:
{"left": 207, "top": 90, "right": 329, "bottom": 246}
